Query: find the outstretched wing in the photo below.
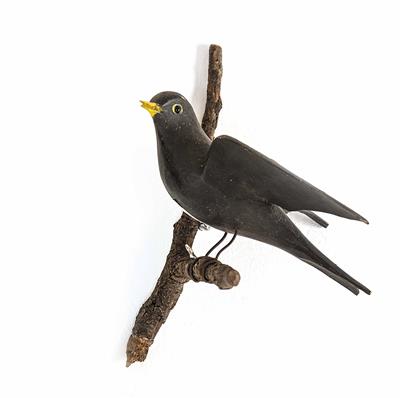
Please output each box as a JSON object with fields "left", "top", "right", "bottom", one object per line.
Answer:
{"left": 202, "top": 135, "right": 368, "bottom": 223}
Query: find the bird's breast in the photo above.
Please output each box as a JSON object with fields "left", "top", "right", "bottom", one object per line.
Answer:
{"left": 155, "top": 135, "right": 232, "bottom": 228}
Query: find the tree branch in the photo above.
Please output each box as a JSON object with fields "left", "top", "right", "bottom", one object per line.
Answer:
{"left": 202, "top": 44, "right": 223, "bottom": 139}
{"left": 126, "top": 44, "right": 230, "bottom": 366}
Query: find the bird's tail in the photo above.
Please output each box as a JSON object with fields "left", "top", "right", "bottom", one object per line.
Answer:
{"left": 269, "top": 205, "right": 371, "bottom": 295}
{"left": 299, "top": 251, "right": 371, "bottom": 295}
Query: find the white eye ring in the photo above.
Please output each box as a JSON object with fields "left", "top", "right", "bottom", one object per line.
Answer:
{"left": 172, "top": 104, "right": 183, "bottom": 114}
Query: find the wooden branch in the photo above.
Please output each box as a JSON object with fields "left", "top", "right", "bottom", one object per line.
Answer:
{"left": 180, "top": 256, "right": 240, "bottom": 289}
{"left": 126, "top": 45, "right": 228, "bottom": 366}
{"left": 126, "top": 213, "right": 199, "bottom": 364}
{"left": 202, "top": 44, "right": 223, "bottom": 139}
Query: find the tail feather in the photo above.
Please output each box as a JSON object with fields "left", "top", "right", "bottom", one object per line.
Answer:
{"left": 303, "top": 246, "right": 371, "bottom": 295}
{"left": 247, "top": 203, "right": 371, "bottom": 295}
{"left": 270, "top": 204, "right": 371, "bottom": 295}
{"left": 301, "top": 257, "right": 370, "bottom": 295}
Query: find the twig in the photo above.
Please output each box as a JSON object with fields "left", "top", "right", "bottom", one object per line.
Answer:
{"left": 126, "top": 44, "right": 229, "bottom": 366}
{"left": 202, "top": 44, "right": 223, "bottom": 138}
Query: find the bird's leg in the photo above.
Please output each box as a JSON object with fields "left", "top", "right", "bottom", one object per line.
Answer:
{"left": 184, "top": 235, "right": 240, "bottom": 289}
{"left": 216, "top": 230, "right": 237, "bottom": 259}
{"left": 205, "top": 231, "right": 228, "bottom": 256}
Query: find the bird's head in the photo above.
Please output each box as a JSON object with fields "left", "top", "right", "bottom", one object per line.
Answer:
{"left": 140, "top": 91, "right": 200, "bottom": 138}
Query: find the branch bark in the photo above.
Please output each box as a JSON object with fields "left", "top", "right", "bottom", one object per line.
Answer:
{"left": 126, "top": 44, "right": 231, "bottom": 366}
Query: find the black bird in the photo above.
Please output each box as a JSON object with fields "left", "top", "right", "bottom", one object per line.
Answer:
{"left": 141, "top": 91, "right": 370, "bottom": 295}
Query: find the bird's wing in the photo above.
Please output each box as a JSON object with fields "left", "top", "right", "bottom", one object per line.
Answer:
{"left": 202, "top": 135, "right": 368, "bottom": 223}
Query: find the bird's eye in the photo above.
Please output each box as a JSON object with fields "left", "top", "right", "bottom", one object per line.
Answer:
{"left": 172, "top": 104, "right": 183, "bottom": 114}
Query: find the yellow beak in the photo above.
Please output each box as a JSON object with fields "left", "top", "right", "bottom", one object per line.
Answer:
{"left": 140, "top": 100, "right": 162, "bottom": 117}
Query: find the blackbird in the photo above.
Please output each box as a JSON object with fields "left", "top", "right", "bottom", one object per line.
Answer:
{"left": 141, "top": 91, "right": 370, "bottom": 295}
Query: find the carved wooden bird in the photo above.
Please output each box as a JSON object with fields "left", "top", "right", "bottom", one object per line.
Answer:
{"left": 141, "top": 91, "right": 370, "bottom": 295}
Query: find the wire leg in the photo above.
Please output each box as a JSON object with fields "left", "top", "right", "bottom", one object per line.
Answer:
{"left": 216, "top": 230, "right": 237, "bottom": 259}
{"left": 205, "top": 232, "right": 228, "bottom": 257}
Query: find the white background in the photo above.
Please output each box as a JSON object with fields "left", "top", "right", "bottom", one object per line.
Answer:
{"left": 0, "top": 1, "right": 399, "bottom": 397}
